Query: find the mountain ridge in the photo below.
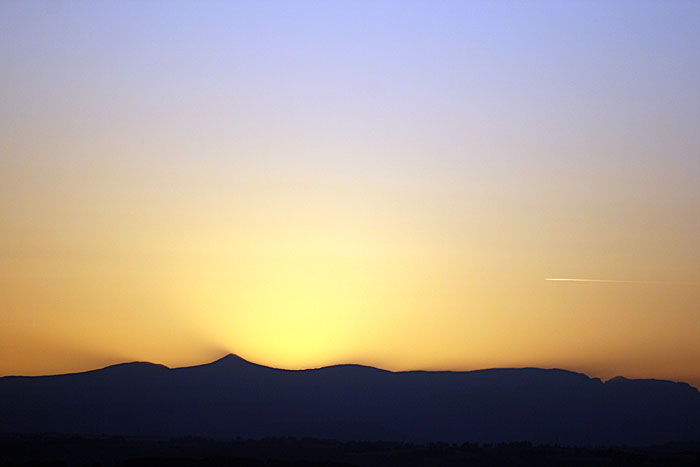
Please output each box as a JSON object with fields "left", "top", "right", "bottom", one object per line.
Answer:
{"left": 2, "top": 353, "right": 699, "bottom": 445}
{"left": 4, "top": 353, "right": 695, "bottom": 390}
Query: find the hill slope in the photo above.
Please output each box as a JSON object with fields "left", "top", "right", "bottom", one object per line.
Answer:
{"left": 1, "top": 354, "right": 699, "bottom": 445}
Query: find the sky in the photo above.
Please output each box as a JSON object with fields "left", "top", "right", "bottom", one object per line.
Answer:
{"left": 1, "top": 1, "right": 699, "bottom": 387}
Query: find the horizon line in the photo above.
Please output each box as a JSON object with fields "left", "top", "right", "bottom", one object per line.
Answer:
{"left": 2, "top": 353, "right": 698, "bottom": 391}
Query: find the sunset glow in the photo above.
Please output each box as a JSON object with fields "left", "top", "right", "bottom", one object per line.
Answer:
{"left": 1, "top": 1, "right": 699, "bottom": 388}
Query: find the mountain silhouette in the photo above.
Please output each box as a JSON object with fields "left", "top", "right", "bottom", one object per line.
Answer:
{"left": 1, "top": 355, "right": 699, "bottom": 445}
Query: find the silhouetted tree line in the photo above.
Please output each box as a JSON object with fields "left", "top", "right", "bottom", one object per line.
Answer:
{"left": 2, "top": 435, "right": 700, "bottom": 466}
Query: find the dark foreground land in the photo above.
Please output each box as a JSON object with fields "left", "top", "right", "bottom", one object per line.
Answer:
{"left": 1, "top": 435, "right": 699, "bottom": 467}
{"left": 3, "top": 355, "right": 700, "bottom": 446}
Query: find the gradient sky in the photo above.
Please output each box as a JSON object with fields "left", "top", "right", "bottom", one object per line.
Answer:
{"left": 1, "top": 1, "right": 699, "bottom": 387}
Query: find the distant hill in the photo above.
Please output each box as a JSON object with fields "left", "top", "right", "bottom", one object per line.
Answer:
{"left": 1, "top": 354, "right": 699, "bottom": 445}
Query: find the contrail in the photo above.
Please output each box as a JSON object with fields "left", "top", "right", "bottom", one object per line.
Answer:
{"left": 545, "top": 278, "right": 675, "bottom": 284}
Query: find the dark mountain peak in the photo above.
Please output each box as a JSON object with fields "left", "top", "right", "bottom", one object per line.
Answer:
{"left": 94, "top": 361, "right": 169, "bottom": 374}
{"left": 211, "top": 353, "right": 254, "bottom": 365}
{"left": 605, "top": 375, "right": 699, "bottom": 393}
{"left": 315, "top": 363, "right": 390, "bottom": 374}
{"left": 185, "top": 353, "right": 267, "bottom": 371}
{"left": 456, "top": 367, "right": 600, "bottom": 385}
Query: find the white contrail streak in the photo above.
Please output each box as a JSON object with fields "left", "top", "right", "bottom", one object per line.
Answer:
{"left": 545, "top": 278, "right": 673, "bottom": 284}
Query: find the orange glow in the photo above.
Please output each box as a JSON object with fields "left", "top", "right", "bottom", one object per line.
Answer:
{"left": 1, "top": 1, "right": 698, "bottom": 388}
